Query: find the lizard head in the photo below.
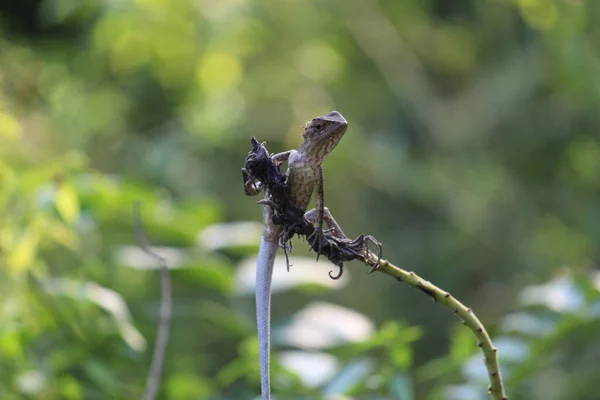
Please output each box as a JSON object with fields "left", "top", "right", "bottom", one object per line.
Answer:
{"left": 300, "top": 111, "right": 348, "bottom": 160}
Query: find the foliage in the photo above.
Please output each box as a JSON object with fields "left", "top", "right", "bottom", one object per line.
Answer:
{"left": 1, "top": 0, "right": 600, "bottom": 398}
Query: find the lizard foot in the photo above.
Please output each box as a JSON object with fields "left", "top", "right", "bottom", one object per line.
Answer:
{"left": 241, "top": 167, "right": 258, "bottom": 196}
{"left": 364, "top": 235, "right": 383, "bottom": 273}
{"left": 282, "top": 241, "right": 293, "bottom": 272}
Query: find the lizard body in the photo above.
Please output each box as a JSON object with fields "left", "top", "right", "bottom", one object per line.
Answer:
{"left": 242, "top": 111, "right": 348, "bottom": 399}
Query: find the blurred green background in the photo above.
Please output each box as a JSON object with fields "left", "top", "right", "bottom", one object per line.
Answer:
{"left": 1, "top": 0, "right": 600, "bottom": 399}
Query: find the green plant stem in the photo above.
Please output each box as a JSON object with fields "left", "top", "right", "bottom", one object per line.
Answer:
{"left": 362, "top": 253, "right": 507, "bottom": 400}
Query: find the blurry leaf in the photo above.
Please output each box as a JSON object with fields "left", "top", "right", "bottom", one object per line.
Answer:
{"left": 533, "top": 218, "right": 593, "bottom": 269}
{"left": 383, "top": 321, "right": 423, "bottom": 344}
{"left": 49, "top": 348, "right": 87, "bottom": 374}
{"left": 41, "top": 278, "right": 146, "bottom": 351}
{"left": 59, "top": 375, "right": 83, "bottom": 400}
{"left": 40, "top": 0, "right": 88, "bottom": 25}
{"left": 516, "top": 0, "right": 558, "bottom": 31}
{"left": 218, "top": 337, "right": 257, "bottom": 385}
{"left": 217, "top": 358, "right": 248, "bottom": 386}
{"left": 55, "top": 183, "right": 80, "bottom": 224}
{"left": 7, "top": 230, "right": 39, "bottom": 274}
{"left": 0, "top": 329, "right": 23, "bottom": 359}
{"left": 380, "top": 322, "right": 422, "bottom": 370}
{"left": 0, "top": 162, "right": 16, "bottom": 209}
{"left": 390, "top": 343, "right": 412, "bottom": 370}
{"left": 564, "top": 138, "right": 600, "bottom": 186}
{"left": 177, "top": 263, "right": 233, "bottom": 293}
{"left": 416, "top": 358, "right": 455, "bottom": 384}
{"left": 84, "top": 361, "right": 119, "bottom": 396}
{"left": 196, "top": 300, "right": 249, "bottom": 336}
{"left": 47, "top": 220, "right": 79, "bottom": 250}
{"left": 166, "top": 374, "right": 213, "bottom": 400}
{"left": 507, "top": 316, "right": 588, "bottom": 386}
{"left": 350, "top": 320, "right": 422, "bottom": 361}
{"left": 449, "top": 324, "right": 476, "bottom": 362}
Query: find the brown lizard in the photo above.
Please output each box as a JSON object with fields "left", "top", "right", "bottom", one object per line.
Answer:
{"left": 242, "top": 111, "right": 348, "bottom": 400}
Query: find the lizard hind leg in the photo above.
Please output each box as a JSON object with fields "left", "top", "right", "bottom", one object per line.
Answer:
{"left": 305, "top": 207, "right": 347, "bottom": 279}
{"left": 304, "top": 206, "right": 347, "bottom": 239}
{"left": 305, "top": 206, "right": 346, "bottom": 259}
{"left": 306, "top": 167, "right": 329, "bottom": 261}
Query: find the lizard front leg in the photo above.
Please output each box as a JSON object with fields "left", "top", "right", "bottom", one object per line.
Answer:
{"left": 305, "top": 207, "right": 383, "bottom": 277}
{"left": 271, "top": 149, "right": 295, "bottom": 166}
{"left": 242, "top": 168, "right": 264, "bottom": 196}
{"left": 306, "top": 167, "right": 328, "bottom": 259}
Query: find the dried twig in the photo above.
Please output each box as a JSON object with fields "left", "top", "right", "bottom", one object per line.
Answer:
{"left": 133, "top": 202, "right": 172, "bottom": 400}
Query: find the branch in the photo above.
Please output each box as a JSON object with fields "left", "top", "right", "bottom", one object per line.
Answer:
{"left": 133, "top": 202, "right": 172, "bottom": 400}
{"left": 242, "top": 137, "right": 508, "bottom": 399}
{"left": 362, "top": 252, "right": 507, "bottom": 400}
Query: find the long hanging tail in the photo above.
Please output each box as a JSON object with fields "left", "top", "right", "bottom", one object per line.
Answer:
{"left": 256, "top": 236, "right": 278, "bottom": 400}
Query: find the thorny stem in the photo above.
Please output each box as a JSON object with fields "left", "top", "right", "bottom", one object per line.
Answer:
{"left": 362, "top": 253, "right": 507, "bottom": 400}
{"left": 134, "top": 202, "right": 172, "bottom": 400}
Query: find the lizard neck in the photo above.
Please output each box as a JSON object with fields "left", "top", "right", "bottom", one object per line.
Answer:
{"left": 286, "top": 152, "right": 323, "bottom": 211}
{"left": 297, "top": 141, "right": 333, "bottom": 165}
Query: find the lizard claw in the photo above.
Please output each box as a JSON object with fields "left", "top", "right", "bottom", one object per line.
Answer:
{"left": 307, "top": 226, "right": 327, "bottom": 261}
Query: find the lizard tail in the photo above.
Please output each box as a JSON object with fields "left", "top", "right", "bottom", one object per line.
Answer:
{"left": 256, "top": 236, "right": 278, "bottom": 400}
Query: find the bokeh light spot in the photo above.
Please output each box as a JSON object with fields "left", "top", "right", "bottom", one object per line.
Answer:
{"left": 517, "top": 0, "right": 559, "bottom": 30}
{"left": 296, "top": 41, "right": 343, "bottom": 83}
{"left": 0, "top": 112, "right": 22, "bottom": 139}
{"left": 196, "top": 52, "right": 243, "bottom": 93}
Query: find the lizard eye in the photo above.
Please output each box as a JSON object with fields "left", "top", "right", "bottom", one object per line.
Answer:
{"left": 313, "top": 122, "right": 323, "bottom": 130}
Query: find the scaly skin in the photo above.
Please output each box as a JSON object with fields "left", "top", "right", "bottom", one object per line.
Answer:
{"left": 242, "top": 111, "right": 348, "bottom": 399}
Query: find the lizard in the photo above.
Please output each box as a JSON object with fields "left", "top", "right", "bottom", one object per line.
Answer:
{"left": 242, "top": 111, "right": 348, "bottom": 400}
